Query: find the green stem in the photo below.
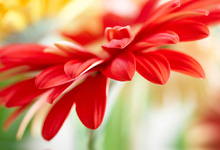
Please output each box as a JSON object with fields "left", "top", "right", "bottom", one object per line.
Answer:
{"left": 88, "top": 129, "right": 94, "bottom": 150}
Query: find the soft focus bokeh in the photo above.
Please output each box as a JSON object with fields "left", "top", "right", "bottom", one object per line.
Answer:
{"left": 1, "top": 0, "right": 220, "bottom": 150}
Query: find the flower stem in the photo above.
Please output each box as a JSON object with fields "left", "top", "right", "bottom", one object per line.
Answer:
{"left": 88, "top": 129, "right": 94, "bottom": 150}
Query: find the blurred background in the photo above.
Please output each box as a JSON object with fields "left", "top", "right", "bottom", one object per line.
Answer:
{"left": 1, "top": 0, "right": 220, "bottom": 150}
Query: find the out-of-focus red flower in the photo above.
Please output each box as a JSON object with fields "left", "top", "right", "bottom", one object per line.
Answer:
{"left": 1, "top": 0, "right": 220, "bottom": 141}
{"left": 185, "top": 108, "right": 220, "bottom": 147}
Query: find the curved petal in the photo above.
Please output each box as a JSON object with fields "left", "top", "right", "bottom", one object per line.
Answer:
{"left": 75, "top": 73, "right": 109, "bottom": 129}
{"left": 46, "top": 73, "right": 89, "bottom": 104}
{"left": 157, "top": 49, "right": 205, "bottom": 79}
{"left": 64, "top": 58, "right": 102, "bottom": 78}
{"left": 140, "top": 31, "right": 179, "bottom": 46}
{"left": 135, "top": 51, "right": 170, "bottom": 85}
{"left": 102, "top": 38, "right": 132, "bottom": 50}
{"left": 0, "top": 78, "right": 46, "bottom": 107}
{"left": 3, "top": 105, "right": 28, "bottom": 130}
{"left": 164, "top": 20, "right": 209, "bottom": 41}
{"left": 102, "top": 12, "right": 134, "bottom": 28}
{"left": 42, "top": 87, "right": 78, "bottom": 141}
{"left": 47, "top": 82, "right": 73, "bottom": 104}
{"left": 16, "top": 93, "right": 48, "bottom": 140}
{"left": 135, "top": 0, "right": 160, "bottom": 23}
{"left": 54, "top": 41, "right": 98, "bottom": 58}
{"left": 102, "top": 38, "right": 132, "bottom": 56}
{"left": 0, "top": 44, "right": 67, "bottom": 67}
{"left": 146, "top": 0, "right": 180, "bottom": 23}
{"left": 101, "top": 51, "right": 136, "bottom": 81}
{"left": 61, "top": 30, "right": 103, "bottom": 45}
{"left": 158, "top": 9, "right": 209, "bottom": 24}
{"left": 132, "top": 31, "right": 179, "bottom": 52}
{"left": 133, "top": 9, "right": 208, "bottom": 44}
{"left": 176, "top": 0, "right": 220, "bottom": 11}
{"left": 35, "top": 65, "right": 73, "bottom": 89}
{"left": 192, "top": 8, "right": 220, "bottom": 25}
{"left": 0, "top": 65, "right": 30, "bottom": 82}
{"left": 105, "top": 26, "right": 131, "bottom": 41}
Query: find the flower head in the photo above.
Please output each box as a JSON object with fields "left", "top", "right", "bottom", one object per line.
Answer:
{"left": 1, "top": 0, "right": 220, "bottom": 141}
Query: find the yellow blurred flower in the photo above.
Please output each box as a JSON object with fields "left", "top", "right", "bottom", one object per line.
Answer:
{"left": 0, "top": 0, "right": 71, "bottom": 40}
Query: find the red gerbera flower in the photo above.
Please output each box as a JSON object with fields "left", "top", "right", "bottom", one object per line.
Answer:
{"left": 0, "top": 0, "right": 220, "bottom": 141}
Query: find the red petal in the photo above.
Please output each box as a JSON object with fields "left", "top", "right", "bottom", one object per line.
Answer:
{"left": 102, "top": 38, "right": 132, "bottom": 50}
{"left": 133, "top": 9, "right": 208, "bottom": 44}
{"left": 192, "top": 8, "right": 220, "bottom": 25}
{"left": 105, "top": 26, "right": 131, "bottom": 41}
{"left": 135, "top": 0, "right": 160, "bottom": 23}
{"left": 61, "top": 30, "right": 102, "bottom": 45}
{"left": 157, "top": 49, "right": 205, "bottom": 79}
{"left": 101, "top": 51, "right": 136, "bottom": 81}
{"left": 132, "top": 31, "right": 179, "bottom": 52}
{"left": 102, "top": 38, "right": 132, "bottom": 56}
{"left": 140, "top": 31, "right": 179, "bottom": 46}
{"left": 148, "top": 0, "right": 180, "bottom": 23}
{"left": 158, "top": 9, "right": 209, "bottom": 24}
{"left": 176, "top": 0, "right": 220, "bottom": 11}
{"left": 0, "top": 44, "right": 67, "bottom": 67}
{"left": 135, "top": 51, "right": 170, "bottom": 85}
{"left": 64, "top": 58, "right": 102, "bottom": 78}
{"left": 46, "top": 73, "right": 90, "bottom": 104}
{"left": 0, "top": 78, "right": 46, "bottom": 107}
{"left": 54, "top": 41, "right": 98, "bottom": 58}
{"left": 75, "top": 73, "right": 109, "bottom": 129}
{"left": 47, "top": 82, "right": 73, "bottom": 104}
{"left": 35, "top": 65, "right": 73, "bottom": 89}
{"left": 102, "top": 12, "right": 134, "bottom": 28}
{"left": 164, "top": 20, "right": 209, "bottom": 41}
{"left": 42, "top": 87, "right": 78, "bottom": 141}
{"left": 0, "top": 65, "right": 31, "bottom": 82}
{"left": 3, "top": 105, "right": 28, "bottom": 130}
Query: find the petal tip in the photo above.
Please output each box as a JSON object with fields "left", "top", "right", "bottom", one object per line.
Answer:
{"left": 156, "top": 77, "right": 169, "bottom": 85}
{"left": 173, "top": 0, "right": 181, "bottom": 8}
{"left": 42, "top": 133, "right": 52, "bottom": 141}
{"left": 199, "top": 72, "right": 206, "bottom": 80}
{"left": 35, "top": 78, "right": 43, "bottom": 89}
